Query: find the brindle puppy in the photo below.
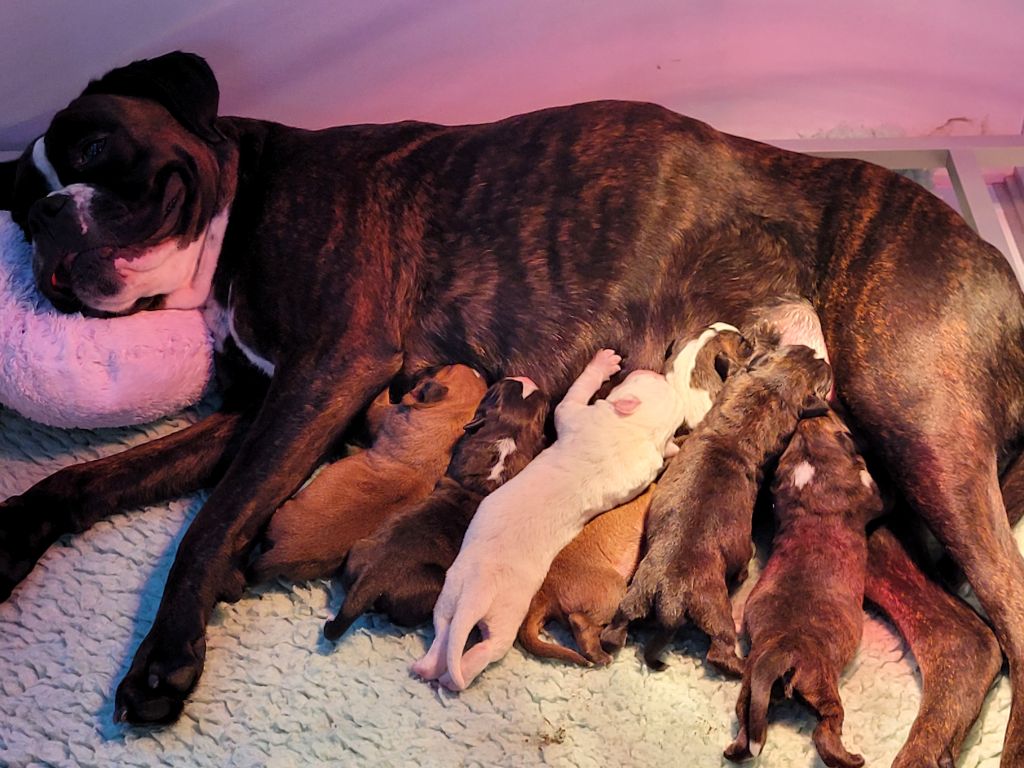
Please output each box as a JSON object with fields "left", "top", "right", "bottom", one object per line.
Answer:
{"left": 324, "top": 377, "right": 548, "bottom": 637}
{"left": 251, "top": 365, "right": 487, "bottom": 582}
{"left": 725, "top": 409, "right": 883, "bottom": 768}
{"left": 602, "top": 341, "right": 833, "bottom": 675}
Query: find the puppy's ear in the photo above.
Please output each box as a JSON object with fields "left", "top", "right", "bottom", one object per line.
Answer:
{"left": 402, "top": 379, "right": 449, "bottom": 407}
{"left": 814, "top": 359, "right": 834, "bottom": 399}
{"left": 799, "top": 394, "right": 831, "bottom": 419}
{"left": 463, "top": 415, "right": 486, "bottom": 433}
{"left": 748, "top": 320, "right": 781, "bottom": 357}
{"left": 610, "top": 395, "right": 641, "bottom": 416}
{"left": 82, "top": 51, "right": 221, "bottom": 142}
{"left": 0, "top": 160, "right": 16, "bottom": 210}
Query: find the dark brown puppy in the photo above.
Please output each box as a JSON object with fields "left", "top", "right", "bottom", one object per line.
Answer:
{"left": 251, "top": 365, "right": 487, "bottom": 582}
{"left": 725, "top": 409, "right": 883, "bottom": 768}
{"left": 323, "top": 377, "right": 549, "bottom": 638}
{"left": 518, "top": 484, "right": 655, "bottom": 667}
{"left": 602, "top": 341, "right": 833, "bottom": 676}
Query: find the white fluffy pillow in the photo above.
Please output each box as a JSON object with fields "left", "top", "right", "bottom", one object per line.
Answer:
{"left": 0, "top": 212, "right": 214, "bottom": 428}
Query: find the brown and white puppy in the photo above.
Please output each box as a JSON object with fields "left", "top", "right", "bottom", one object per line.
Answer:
{"left": 323, "top": 377, "right": 548, "bottom": 638}
{"left": 251, "top": 364, "right": 487, "bottom": 582}
{"left": 603, "top": 339, "right": 833, "bottom": 676}
{"left": 725, "top": 409, "right": 883, "bottom": 768}
{"left": 518, "top": 484, "right": 656, "bottom": 667}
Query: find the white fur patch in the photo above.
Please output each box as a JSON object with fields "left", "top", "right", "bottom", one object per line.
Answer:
{"left": 227, "top": 299, "right": 276, "bottom": 377}
{"left": 49, "top": 183, "right": 95, "bottom": 235}
{"left": 97, "top": 207, "right": 229, "bottom": 314}
{"left": 759, "top": 300, "right": 830, "bottom": 362}
{"left": 792, "top": 461, "right": 816, "bottom": 489}
{"left": 750, "top": 740, "right": 763, "bottom": 757}
{"left": 487, "top": 437, "right": 518, "bottom": 482}
{"left": 31, "top": 138, "right": 61, "bottom": 191}
{"left": 665, "top": 325, "right": 737, "bottom": 429}
{"left": 860, "top": 469, "right": 875, "bottom": 489}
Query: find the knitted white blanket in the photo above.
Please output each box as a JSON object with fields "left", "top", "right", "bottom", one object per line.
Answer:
{"left": 0, "top": 404, "right": 1010, "bottom": 767}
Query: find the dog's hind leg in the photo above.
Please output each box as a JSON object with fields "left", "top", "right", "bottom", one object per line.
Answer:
{"left": 865, "top": 524, "right": 1001, "bottom": 768}
{"left": 0, "top": 407, "right": 252, "bottom": 602}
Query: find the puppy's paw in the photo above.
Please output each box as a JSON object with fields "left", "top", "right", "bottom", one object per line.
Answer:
{"left": 587, "top": 348, "right": 623, "bottom": 381}
{"left": 114, "top": 631, "right": 206, "bottom": 725}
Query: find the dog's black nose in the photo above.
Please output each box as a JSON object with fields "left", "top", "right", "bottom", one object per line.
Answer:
{"left": 37, "top": 194, "right": 68, "bottom": 219}
{"left": 28, "top": 194, "right": 69, "bottom": 235}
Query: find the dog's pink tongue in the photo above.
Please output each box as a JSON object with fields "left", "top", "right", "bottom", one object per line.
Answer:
{"left": 507, "top": 376, "right": 538, "bottom": 398}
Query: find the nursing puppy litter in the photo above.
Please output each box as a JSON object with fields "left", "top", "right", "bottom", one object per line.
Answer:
{"left": 414, "top": 331, "right": 750, "bottom": 690}
{"left": 603, "top": 335, "right": 833, "bottom": 676}
{"left": 324, "top": 376, "right": 549, "bottom": 637}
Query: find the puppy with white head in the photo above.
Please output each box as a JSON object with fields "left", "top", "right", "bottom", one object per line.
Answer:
{"left": 412, "top": 329, "right": 749, "bottom": 690}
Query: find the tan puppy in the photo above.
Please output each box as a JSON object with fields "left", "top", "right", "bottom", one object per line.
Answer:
{"left": 518, "top": 484, "right": 656, "bottom": 666}
{"left": 252, "top": 365, "right": 487, "bottom": 581}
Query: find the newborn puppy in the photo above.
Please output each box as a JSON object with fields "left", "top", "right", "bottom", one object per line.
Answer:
{"left": 603, "top": 336, "right": 833, "bottom": 676}
{"left": 323, "top": 377, "right": 549, "bottom": 638}
{"left": 725, "top": 409, "right": 883, "bottom": 768}
{"left": 251, "top": 365, "right": 487, "bottom": 582}
{"left": 412, "top": 339, "right": 750, "bottom": 691}
{"left": 518, "top": 484, "right": 656, "bottom": 667}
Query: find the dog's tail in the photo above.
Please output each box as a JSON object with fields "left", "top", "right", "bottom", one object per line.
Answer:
{"left": 517, "top": 593, "right": 591, "bottom": 667}
{"left": 724, "top": 640, "right": 794, "bottom": 762}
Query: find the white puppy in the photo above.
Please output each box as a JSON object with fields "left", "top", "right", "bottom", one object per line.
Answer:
{"left": 412, "top": 327, "right": 743, "bottom": 690}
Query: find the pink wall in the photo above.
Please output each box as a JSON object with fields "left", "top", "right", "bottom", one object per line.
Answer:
{"left": 0, "top": 0, "right": 1020, "bottom": 151}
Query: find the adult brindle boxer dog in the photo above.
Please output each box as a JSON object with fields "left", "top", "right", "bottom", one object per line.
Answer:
{"left": 0, "top": 51, "right": 1022, "bottom": 763}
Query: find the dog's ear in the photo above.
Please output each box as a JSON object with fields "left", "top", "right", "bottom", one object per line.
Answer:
{"left": 0, "top": 160, "right": 16, "bottom": 210}
{"left": 799, "top": 393, "right": 831, "bottom": 419}
{"left": 81, "top": 51, "right": 221, "bottom": 142}
{"left": 610, "top": 395, "right": 641, "bottom": 416}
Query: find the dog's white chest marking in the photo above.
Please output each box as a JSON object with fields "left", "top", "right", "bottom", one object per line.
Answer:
{"left": 793, "top": 461, "right": 816, "bottom": 489}
{"left": 203, "top": 286, "right": 277, "bottom": 378}
{"left": 487, "top": 438, "right": 518, "bottom": 482}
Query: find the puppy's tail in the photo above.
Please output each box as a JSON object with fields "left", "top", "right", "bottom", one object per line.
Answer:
{"left": 324, "top": 575, "right": 377, "bottom": 641}
{"left": 517, "top": 594, "right": 591, "bottom": 667}
{"left": 725, "top": 641, "right": 795, "bottom": 761}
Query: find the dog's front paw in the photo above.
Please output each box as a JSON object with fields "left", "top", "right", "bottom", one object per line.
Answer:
{"left": 114, "top": 631, "right": 207, "bottom": 725}
{"left": 0, "top": 491, "right": 70, "bottom": 602}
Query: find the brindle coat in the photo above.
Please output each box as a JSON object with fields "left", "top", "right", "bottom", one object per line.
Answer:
{"left": 0, "top": 53, "right": 1022, "bottom": 766}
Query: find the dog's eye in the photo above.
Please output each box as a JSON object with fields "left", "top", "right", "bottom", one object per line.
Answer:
{"left": 165, "top": 192, "right": 182, "bottom": 216}
{"left": 75, "top": 138, "right": 106, "bottom": 169}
